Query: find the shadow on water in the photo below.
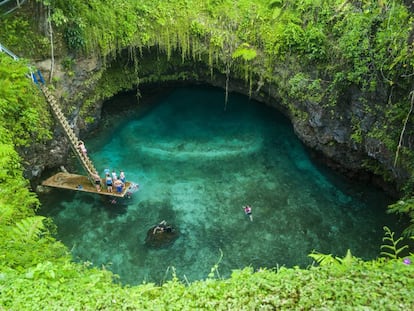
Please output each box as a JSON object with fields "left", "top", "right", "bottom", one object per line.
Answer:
{"left": 38, "top": 85, "right": 406, "bottom": 285}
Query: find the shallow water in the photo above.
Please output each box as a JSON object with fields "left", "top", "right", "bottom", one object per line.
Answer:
{"left": 39, "top": 86, "right": 400, "bottom": 285}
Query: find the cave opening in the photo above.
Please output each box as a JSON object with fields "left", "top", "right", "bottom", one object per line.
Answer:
{"left": 38, "top": 84, "right": 404, "bottom": 285}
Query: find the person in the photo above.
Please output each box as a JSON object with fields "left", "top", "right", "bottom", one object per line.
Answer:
{"left": 243, "top": 205, "right": 253, "bottom": 221}
{"left": 119, "top": 170, "right": 126, "bottom": 183}
{"left": 111, "top": 170, "right": 118, "bottom": 181}
{"left": 92, "top": 172, "right": 101, "bottom": 192}
{"left": 129, "top": 183, "right": 139, "bottom": 192}
{"left": 114, "top": 179, "right": 124, "bottom": 193}
{"left": 105, "top": 174, "right": 113, "bottom": 193}
{"left": 153, "top": 220, "right": 167, "bottom": 234}
{"left": 78, "top": 141, "right": 87, "bottom": 157}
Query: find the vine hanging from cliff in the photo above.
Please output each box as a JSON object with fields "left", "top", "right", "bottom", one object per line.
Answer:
{"left": 394, "top": 91, "right": 414, "bottom": 167}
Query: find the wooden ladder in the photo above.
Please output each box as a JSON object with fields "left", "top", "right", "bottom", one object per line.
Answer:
{"left": 40, "top": 85, "right": 99, "bottom": 183}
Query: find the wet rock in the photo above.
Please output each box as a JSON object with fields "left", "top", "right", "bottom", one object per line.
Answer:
{"left": 36, "top": 185, "right": 51, "bottom": 194}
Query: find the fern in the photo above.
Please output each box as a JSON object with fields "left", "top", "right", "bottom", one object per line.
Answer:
{"left": 11, "top": 216, "right": 46, "bottom": 242}
{"left": 380, "top": 226, "right": 408, "bottom": 259}
{"left": 309, "top": 249, "right": 356, "bottom": 267}
{"left": 309, "top": 252, "right": 338, "bottom": 266}
{"left": 387, "top": 199, "right": 414, "bottom": 236}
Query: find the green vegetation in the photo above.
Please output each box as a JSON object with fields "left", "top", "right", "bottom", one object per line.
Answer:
{"left": 0, "top": 57, "right": 52, "bottom": 147}
{"left": 1, "top": 0, "right": 414, "bottom": 309}
{"left": 2, "top": 260, "right": 414, "bottom": 310}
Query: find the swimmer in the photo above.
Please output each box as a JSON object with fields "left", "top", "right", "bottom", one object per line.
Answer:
{"left": 129, "top": 183, "right": 139, "bottom": 191}
{"left": 243, "top": 205, "right": 253, "bottom": 222}
{"left": 153, "top": 220, "right": 168, "bottom": 234}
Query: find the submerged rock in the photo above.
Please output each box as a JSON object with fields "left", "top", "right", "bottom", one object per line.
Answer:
{"left": 145, "top": 224, "right": 179, "bottom": 248}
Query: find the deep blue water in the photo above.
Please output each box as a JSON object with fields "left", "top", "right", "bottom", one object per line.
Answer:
{"left": 39, "top": 86, "right": 401, "bottom": 285}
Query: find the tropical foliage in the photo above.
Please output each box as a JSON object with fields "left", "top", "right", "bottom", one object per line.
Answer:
{"left": 1, "top": 0, "right": 414, "bottom": 309}
{"left": 1, "top": 250, "right": 414, "bottom": 309}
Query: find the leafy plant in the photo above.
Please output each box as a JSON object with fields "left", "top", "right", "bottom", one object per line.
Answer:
{"left": 207, "top": 249, "right": 223, "bottom": 280}
{"left": 309, "top": 249, "right": 357, "bottom": 267}
{"left": 11, "top": 216, "right": 46, "bottom": 243}
{"left": 388, "top": 199, "right": 414, "bottom": 236}
{"left": 380, "top": 226, "right": 408, "bottom": 259}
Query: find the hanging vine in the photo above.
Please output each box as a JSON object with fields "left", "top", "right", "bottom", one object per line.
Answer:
{"left": 394, "top": 91, "right": 414, "bottom": 167}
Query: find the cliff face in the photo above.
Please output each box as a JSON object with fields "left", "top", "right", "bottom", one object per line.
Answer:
{"left": 9, "top": 0, "right": 410, "bottom": 197}
{"left": 23, "top": 56, "right": 104, "bottom": 184}
{"left": 216, "top": 74, "right": 402, "bottom": 195}
{"left": 290, "top": 86, "right": 400, "bottom": 194}
{"left": 27, "top": 50, "right": 404, "bottom": 196}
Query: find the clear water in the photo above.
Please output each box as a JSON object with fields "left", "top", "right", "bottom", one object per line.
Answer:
{"left": 39, "top": 86, "right": 401, "bottom": 285}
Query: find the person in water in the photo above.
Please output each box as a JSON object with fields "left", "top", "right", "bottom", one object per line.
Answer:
{"left": 153, "top": 220, "right": 173, "bottom": 234}
{"left": 243, "top": 205, "right": 253, "bottom": 221}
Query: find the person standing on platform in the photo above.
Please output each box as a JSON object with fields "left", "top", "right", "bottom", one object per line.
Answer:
{"left": 106, "top": 174, "right": 113, "bottom": 192}
{"left": 92, "top": 172, "right": 101, "bottom": 192}
{"left": 119, "top": 170, "right": 126, "bottom": 183}
{"left": 114, "top": 179, "right": 124, "bottom": 193}
{"left": 111, "top": 170, "right": 118, "bottom": 181}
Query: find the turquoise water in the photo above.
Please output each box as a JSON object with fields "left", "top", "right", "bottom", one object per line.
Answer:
{"left": 39, "top": 86, "right": 400, "bottom": 285}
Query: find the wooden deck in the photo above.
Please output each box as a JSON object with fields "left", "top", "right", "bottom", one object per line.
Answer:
{"left": 42, "top": 172, "right": 131, "bottom": 197}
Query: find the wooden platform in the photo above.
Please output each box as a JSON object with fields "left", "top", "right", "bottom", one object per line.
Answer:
{"left": 42, "top": 172, "right": 131, "bottom": 197}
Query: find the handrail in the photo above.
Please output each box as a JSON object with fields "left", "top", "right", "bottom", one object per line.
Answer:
{"left": 0, "top": 0, "right": 27, "bottom": 15}
{"left": 0, "top": 43, "right": 19, "bottom": 60}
